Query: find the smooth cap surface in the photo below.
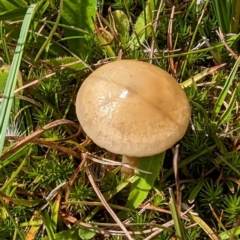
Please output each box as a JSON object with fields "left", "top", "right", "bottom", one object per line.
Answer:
{"left": 76, "top": 60, "right": 191, "bottom": 157}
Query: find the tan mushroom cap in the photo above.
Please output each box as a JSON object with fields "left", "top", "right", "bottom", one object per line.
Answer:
{"left": 76, "top": 60, "right": 191, "bottom": 157}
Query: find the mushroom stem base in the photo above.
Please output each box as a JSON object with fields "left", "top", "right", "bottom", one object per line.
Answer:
{"left": 121, "top": 155, "right": 139, "bottom": 176}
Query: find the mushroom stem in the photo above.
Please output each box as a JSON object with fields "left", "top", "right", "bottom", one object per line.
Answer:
{"left": 121, "top": 155, "right": 139, "bottom": 176}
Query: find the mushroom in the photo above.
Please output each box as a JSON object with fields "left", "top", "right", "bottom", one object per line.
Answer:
{"left": 76, "top": 60, "right": 191, "bottom": 176}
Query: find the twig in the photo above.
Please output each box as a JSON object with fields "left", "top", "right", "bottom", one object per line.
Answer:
{"left": 216, "top": 28, "right": 239, "bottom": 60}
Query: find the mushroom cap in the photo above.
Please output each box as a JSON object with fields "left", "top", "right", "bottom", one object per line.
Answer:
{"left": 76, "top": 60, "right": 191, "bottom": 157}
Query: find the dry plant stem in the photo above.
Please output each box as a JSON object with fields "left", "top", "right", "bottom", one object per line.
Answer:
{"left": 173, "top": 144, "right": 181, "bottom": 214}
{"left": 150, "top": 0, "right": 163, "bottom": 63}
{"left": 86, "top": 154, "right": 150, "bottom": 173}
{"left": 85, "top": 156, "right": 133, "bottom": 240}
{"left": 121, "top": 155, "right": 139, "bottom": 176}
{"left": 66, "top": 214, "right": 172, "bottom": 237}
{"left": 216, "top": 28, "right": 239, "bottom": 60}
{"left": 64, "top": 155, "right": 87, "bottom": 213}
{"left": 209, "top": 204, "right": 226, "bottom": 231}
{"left": 167, "top": 6, "right": 176, "bottom": 76}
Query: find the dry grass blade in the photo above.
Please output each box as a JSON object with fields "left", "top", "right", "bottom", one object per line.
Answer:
{"left": 0, "top": 119, "right": 78, "bottom": 160}
{"left": 87, "top": 153, "right": 151, "bottom": 174}
{"left": 189, "top": 210, "right": 219, "bottom": 240}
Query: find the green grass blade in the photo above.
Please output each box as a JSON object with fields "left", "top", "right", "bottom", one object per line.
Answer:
{"left": 211, "top": 0, "right": 231, "bottom": 33}
{"left": 217, "top": 86, "right": 238, "bottom": 126}
{"left": 126, "top": 153, "right": 165, "bottom": 209}
{"left": 188, "top": 179, "right": 207, "bottom": 204}
{"left": 231, "top": 0, "right": 240, "bottom": 33}
{"left": 217, "top": 154, "right": 240, "bottom": 178}
{"left": 0, "top": 7, "right": 28, "bottom": 21}
{"left": 33, "top": 0, "right": 62, "bottom": 64}
{"left": 0, "top": 0, "right": 27, "bottom": 13}
{"left": 0, "top": 150, "right": 28, "bottom": 192}
{"left": 0, "top": 3, "right": 37, "bottom": 156}
{"left": 51, "top": 193, "right": 61, "bottom": 233}
{"left": 164, "top": 145, "right": 216, "bottom": 178}
{"left": 42, "top": 211, "right": 55, "bottom": 240}
{"left": 0, "top": 144, "right": 29, "bottom": 169}
{"left": 190, "top": 100, "right": 209, "bottom": 124}
{"left": 0, "top": 197, "right": 25, "bottom": 239}
{"left": 211, "top": 57, "right": 240, "bottom": 121}
{"left": 169, "top": 188, "right": 189, "bottom": 239}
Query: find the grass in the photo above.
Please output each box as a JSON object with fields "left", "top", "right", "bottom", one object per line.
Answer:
{"left": 0, "top": 0, "right": 240, "bottom": 239}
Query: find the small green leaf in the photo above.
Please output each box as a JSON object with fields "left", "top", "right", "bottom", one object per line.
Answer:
{"left": 42, "top": 226, "right": 96, "bottom": 240}
{"left": 78, "top": 227, "right": 96, "bottom": 240}
{"left": 106, "top": 10, "right": 130, "bottom": 48}
{"left": 211, "top": 57, "right": 240, "bottom": 121}
{"left": 169, "top": 189, "right": 190, "bottom": 239}
{"left": 0, "top": 65, "right": 10, "bottom": 93}
{"left": 42, "top": 211, "right": 55, "bottom": 240}
{"left": 219, "top": 227, "right": 240, "bottom": 240}
{"left": 217, "top": 86, "right": 238, "bottom": 126}
{"left": 130, "top": 0, "right": 158, "bottom": 48}
{"left": 61, "top": 0, "right": 97, "bottom": 59}
{"left": 44, "top": 57, "right": 87, "bottom": 72}
{"left": 0, "top": 65, "right": 23, "bottom": 112}
{"left": 126, "top": 153, "right": 165, "bottom": 209}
